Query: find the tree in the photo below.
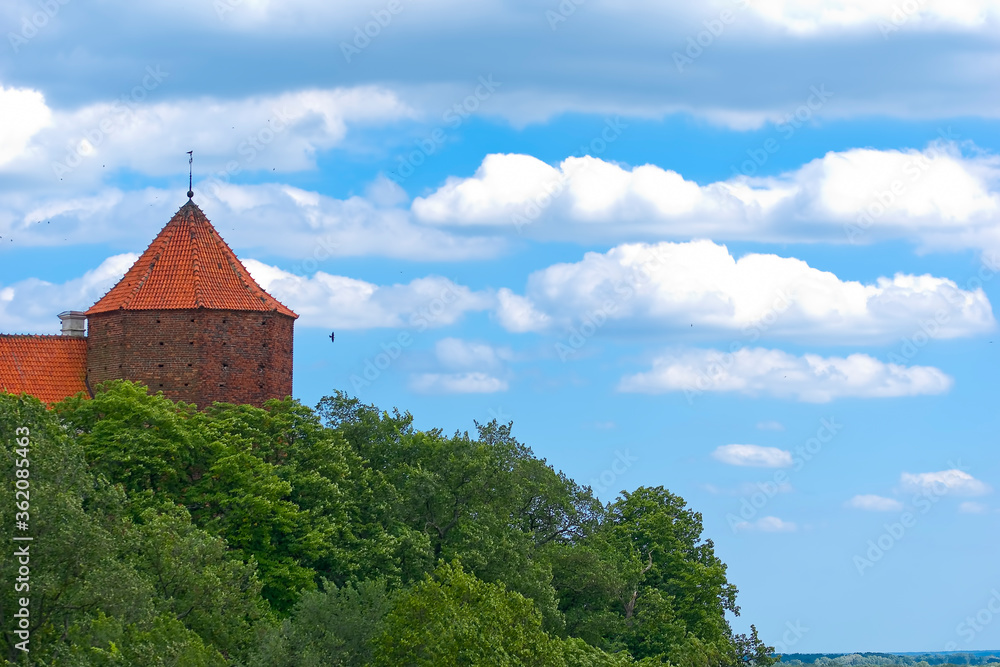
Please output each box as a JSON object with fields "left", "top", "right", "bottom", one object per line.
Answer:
{"left": 553, "top": 486, "right": 748, "bottom": 665}
{"left": 0, "top": 393, "right": 268, "bottom": 665}
{"left": 372, "top": 561, "right": 565, "bottom": 666}
{"left": 728, "top": 625, "right": 778, "bottom": 666}
{"left": 249, "top": 579, "right": 395, "bottom": 667}
{"left": 3, "top": 387, "right": 779, "bottom": 665}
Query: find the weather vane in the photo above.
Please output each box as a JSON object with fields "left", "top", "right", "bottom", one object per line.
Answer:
{"left": 187, "top": 151, "right": 194, "bottom": 199}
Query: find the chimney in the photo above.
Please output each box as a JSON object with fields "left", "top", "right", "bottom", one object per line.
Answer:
{"left": 58, "top": 311, "right": 87, "bottom": 338}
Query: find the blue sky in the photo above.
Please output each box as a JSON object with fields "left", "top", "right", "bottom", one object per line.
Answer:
{"left": 3, "top": 0, "right": 1000, "bottom": 653}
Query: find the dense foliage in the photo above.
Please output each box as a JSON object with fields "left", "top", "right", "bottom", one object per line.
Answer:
{"left": 1, "top": 382, "right": 776, "bottom": 665}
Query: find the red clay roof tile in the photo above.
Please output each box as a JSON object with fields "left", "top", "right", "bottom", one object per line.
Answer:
{"left": 86, "top": 200, "right": 297, "bottom": 318}
{"left": 0, "top": 335, "right": 89, "bottom": 404}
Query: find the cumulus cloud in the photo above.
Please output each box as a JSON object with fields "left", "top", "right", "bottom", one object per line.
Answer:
{"left": 0, "top": 252, "right": 492, "bottom": 335}
{"left": 492, "top": 240, "right": 993, "bottom": 343}
{"left": 712, "top": 444, "right": 793, "bottom": 468}
{"left": 618, "top": 347, "right": 953, "bottom": 402}
{"left": 0, "top": 83, "right": 414, "bottom": 185}
{"left": 0, "top": 86, "right": 52, "bottom": 167}
{"left": 407, "top": 338, "right": 512, "bottom": 395}
{"left": 412, "top": 146, "right": 1000, "bottom": 254}
{"left": 244, "top": 261, "right": 492, "bottom": 330}
{"left": 733, "top": 516, "right": 798, "bottom": 533}
{"left": 410, "top": 372, "right": 508, "bottom": 394}
{"left": 746, "top": 0, "right": 997, "bottom": 34}
{"left": 9, "top": 114, "right": 1000, "bottom": 264}
{"left": 845, "top": 494, "right": 905, "bottom": 512}
{"left": 899, "top": 469, "right": 993, "bottom": 496}
{"left": 0, "top": 254, "right": 137, "bottom": 333}
{"left": 433, "top": 337, "right": 512, "bottom": 372}
{"left": 1, "top": 183, "right": 501, "bottom": 262}
{"left": 0, "top": 84, "right": 501, "bottom": 264}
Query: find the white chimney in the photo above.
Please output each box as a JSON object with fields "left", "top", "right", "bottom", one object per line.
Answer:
{"left": 58, "top": 311, "right": 87, "bottom": 337}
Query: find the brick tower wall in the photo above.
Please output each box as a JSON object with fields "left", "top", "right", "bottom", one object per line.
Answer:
{"left": 87, "top": 310, "right": 294, "bottom": 407}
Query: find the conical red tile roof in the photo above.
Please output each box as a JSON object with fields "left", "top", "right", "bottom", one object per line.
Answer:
{"left": 87, "top": 200, "right": 297, "bottom": 318}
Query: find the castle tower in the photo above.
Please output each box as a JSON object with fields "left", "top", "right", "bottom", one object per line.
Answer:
{"left": 85, "top": 200, "right": 297, "bottom": 407}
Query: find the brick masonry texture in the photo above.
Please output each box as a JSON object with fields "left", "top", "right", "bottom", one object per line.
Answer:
{"left": 88, "top": 309, "right": 294, "bottom": 408}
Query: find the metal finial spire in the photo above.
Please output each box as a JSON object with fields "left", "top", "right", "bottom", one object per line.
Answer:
{"left": 187, "top": 151, "right": 194, "bottom": 199}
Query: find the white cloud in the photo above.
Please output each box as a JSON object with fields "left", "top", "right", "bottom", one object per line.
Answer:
{"left": 409, "top": 372, "right": 508, "bottom": 394}
{"left": 0, "top": 254, "right": 137, "bottom": 333}
{"left": 899, "top": 469, "right": 993, "bottom": 497}
{"left": 846, "top": 494, "right": 905, "bottom": 512}
{"left": 9, "top": 0, "right": 1000, "bottom": 130}
{"left": 412, "top": 147, "right": 1000, "bottom": 255}
{"left": 406, "top": 338, "right": 513, "bottom": 394}
{"left": 492, "top": 240, "right": 993, "bottom": 343}
{"left": 1, "top": 85, "right": 414, "bottom": 184}
{"left": 0, "top": 253, "right": 492, "bottom": 335}
{"left": 712, "top": 444, "right": 793, "bottom": 468}
{"left": 746, "top": 0, "right": 997, "bottom": 35}
{"left": 244, "top": 260, "right": 492, "bottom": 330}
{"left": 734, "top": 516, "right": 798, "bottom": 533}
{"left": 1, "top": 183, "right": 502, "bottom": 262}
{"left": 958, "top": 501, "right": 990, "bottom": 514}
{"left": 0, "top": 86, "right": 52, "bottom": 167}
{"left": 0, "top": 85, "right": 501, "bottom": 264}
{"left": 495, "top": 288, "right": 552, "bottom": 333}
{"left": 433, "top": 337, "right": 512, "bottom": 372}
{"left": 618, "top": 347, "right": 953, "bottom": 402}
{"left": 184, "top": 0, "right": 996, "bottom": 35}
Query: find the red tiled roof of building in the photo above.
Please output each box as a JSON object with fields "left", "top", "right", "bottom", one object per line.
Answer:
{"left": 86, "top": 200, "right": 297, "bottom": 318}
{"left": 0, "top": 335, "right": 89, "bottom": 404}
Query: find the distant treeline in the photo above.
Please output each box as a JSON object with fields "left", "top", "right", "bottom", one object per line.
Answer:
{"left": 781, "top": 653, "right": 1000, "bottom": 665}
{"left": 1, "top": 382, "right": 777, "bottom": 666}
